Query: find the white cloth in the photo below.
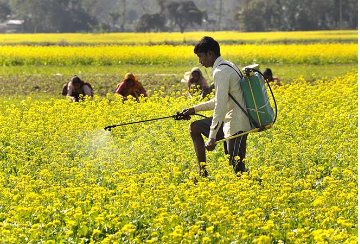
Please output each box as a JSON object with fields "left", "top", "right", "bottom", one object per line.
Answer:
{"left": 193, "top": 57, "right": 251, "bottom": 139}
{"left": 67, "top": 82, "right": 93, "bottom": 101}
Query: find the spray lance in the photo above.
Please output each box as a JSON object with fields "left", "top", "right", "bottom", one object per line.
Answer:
{"left": 104, "top": 112, "right": 207, "bottom": 131}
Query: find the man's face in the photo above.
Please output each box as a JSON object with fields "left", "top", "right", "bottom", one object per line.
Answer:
{"left": 196, "top": 51, "right": 214, "bottom": 68}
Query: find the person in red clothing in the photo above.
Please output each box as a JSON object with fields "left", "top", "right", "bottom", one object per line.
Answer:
{"left": 115, "top": 73, "right": 147, "bottom": 101}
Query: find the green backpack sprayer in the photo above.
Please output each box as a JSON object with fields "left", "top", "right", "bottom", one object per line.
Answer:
{"left": 215, "top": 63, "right": 277, "bottom": 145}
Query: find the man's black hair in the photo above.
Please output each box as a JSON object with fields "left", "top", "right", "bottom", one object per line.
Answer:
{"left": 194, "top": 36, "right": 221, "bottom": 57}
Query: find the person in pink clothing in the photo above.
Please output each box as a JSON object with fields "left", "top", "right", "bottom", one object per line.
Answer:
{"left": 185, "top": 67, "right": 209, "bottom": 98}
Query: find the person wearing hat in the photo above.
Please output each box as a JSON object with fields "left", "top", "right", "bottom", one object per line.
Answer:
{"left": 182, "top": 67, "right": 209, "bottom": 99}
{"left": 115, "top": 73, "right": 148, "bottom": 100}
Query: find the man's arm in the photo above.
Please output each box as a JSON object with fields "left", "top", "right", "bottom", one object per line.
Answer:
{"left": 208, "top": 71, "right": 229, "bottom": 140}
{"left": 204, "top": 71, "right": 230, "bottom": 151}
{"left": 193, "top": 97, "right": 215, "bottom": 112}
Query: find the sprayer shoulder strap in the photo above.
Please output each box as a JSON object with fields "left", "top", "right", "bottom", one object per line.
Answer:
{"left": 218, "top": 63, "right": 244, "bottom": 79}
{"left": 218, "top": 63, "right": 259, "bottom": 128}
{"left": 228, "top": 92, "right": 259, "bottom": 128}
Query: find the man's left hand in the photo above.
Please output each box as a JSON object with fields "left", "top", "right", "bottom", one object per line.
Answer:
{"left": 205, "top": 138, "right": 216, "bottom": 151}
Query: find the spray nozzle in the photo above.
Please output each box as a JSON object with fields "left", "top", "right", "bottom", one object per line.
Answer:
{"left": 174, "top": 111, "right": 191, "bottom": 120}
{"left": 104, "top": 126, "right": 112, "bottom": 131}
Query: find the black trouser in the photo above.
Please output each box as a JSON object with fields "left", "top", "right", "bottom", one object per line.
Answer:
{"left": 191, "top": 117, "right": 248, "bottom": 173}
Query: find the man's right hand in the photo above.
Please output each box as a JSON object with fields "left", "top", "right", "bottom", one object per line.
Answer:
{"left": 182, "top": 107, "right": 195, "bottom": 116}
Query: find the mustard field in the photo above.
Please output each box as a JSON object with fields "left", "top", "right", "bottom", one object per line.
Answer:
{"left": 0, "top": 43, "right": 357, "bottom": 66}
{"left": 0, "top": 31, "right": 358, "bottom": 243}
{"left": 0, "top": 30, "right": 357, "bottom": 45}
{"left": 0, "top": 70, "right": 358, "bottom": 243}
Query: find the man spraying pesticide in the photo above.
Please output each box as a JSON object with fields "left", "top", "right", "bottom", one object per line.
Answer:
{"left": 182, "top": 36, "right": 276, "bottom": 177}
{"left": 104, "top": 36, "right": 276, "bottom": 177}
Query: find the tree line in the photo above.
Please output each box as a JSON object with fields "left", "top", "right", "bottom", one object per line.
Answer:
{"left": 0, "top": 0, "right": 357, "bottom": 33}
{"left": 237, "top": 0, "right": 358, "bottom": 31}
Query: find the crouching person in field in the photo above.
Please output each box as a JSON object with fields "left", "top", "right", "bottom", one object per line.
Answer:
{"left": 64, "top": 75, "right": 94, "bottom": 102}
{"left": 115, "top": 73, "right": 147, "bottom": 101}
{"left": 182, "top": 67, "right": 209, "bottom": 99}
